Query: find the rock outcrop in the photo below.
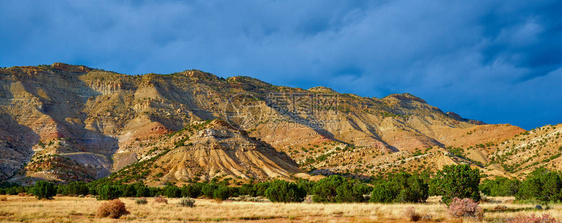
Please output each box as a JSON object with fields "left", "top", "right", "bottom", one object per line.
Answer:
{"left": 0, "top": 63, "right": 546, "bottom": 184}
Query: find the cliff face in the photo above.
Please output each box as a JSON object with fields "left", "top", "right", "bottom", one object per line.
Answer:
{"left": 0, "top": 63, "right": 536, "bottom": 184}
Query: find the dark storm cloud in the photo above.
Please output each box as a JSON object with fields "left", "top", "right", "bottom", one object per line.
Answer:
{"left": 0, "top": 0, "right": 561, "bottom": 129}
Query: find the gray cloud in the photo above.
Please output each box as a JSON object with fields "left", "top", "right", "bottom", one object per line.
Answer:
{"left": 1, "top": 0, "right": 561, "bottom": 129}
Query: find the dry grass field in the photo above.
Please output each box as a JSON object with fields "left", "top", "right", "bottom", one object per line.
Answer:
{"left": 0, "top": 195, "right": 560, "bottom": 222}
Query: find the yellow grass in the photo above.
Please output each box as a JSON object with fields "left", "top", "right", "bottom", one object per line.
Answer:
{"left": 0, "top": 195, "right": 560, "bottom": 222}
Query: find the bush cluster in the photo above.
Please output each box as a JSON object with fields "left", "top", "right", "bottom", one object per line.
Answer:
{"left": 430, "top": 165, "right": 480, "bottom": 204}
{"left": 447, "top": 197, "right": 483, "bottom": 220}
{"left": 480, "top": 177, "right": 520, "bottom": 197}
{"left": 265, "top": 180, "right": 306, "bottom": 202}
{"left": 12, "top": 164, "right": 562, "bottom": 205}
{"left": 370, "top": 172, "right": 428, "bottom": 203}
{"left": 312, "top": 175, "right": 372, "bottom": 203}
{"left": 516, "top": 168, "right": 562, "bottom": 203}
{"left": 97, "top": 199, "right": 130, "bottom": 219}
{"left": 32, "top": 181, "right": 56, "bottom": 200}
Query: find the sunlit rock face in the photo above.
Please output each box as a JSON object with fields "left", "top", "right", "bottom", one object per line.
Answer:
{"left": 0, "top": 63, "right": 532, "bottom": 184}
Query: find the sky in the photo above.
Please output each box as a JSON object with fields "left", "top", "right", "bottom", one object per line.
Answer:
{"left": 1, "top": 0, "right": 561, "bottom": 130}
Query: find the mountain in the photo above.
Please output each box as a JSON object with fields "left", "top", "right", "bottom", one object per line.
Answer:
{"left": 485, "top": 124, "right": 562, "bottom": 178}
{"left": 109, "top": 119, "right": 300, "bottom": 186}
{"left": 0, "top": 63, "right": 549, "bottom": 185}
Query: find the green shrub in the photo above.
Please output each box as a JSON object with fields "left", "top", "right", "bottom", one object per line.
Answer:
{"left": 97, "top": 185, "right": 120, "bottom": 200}
{"left": 335, "top": 179, "right": 372, "bottom": 203}
{"left": 312, "top": 175, "right": 346, "bottom": 203}
{"left": 370, "top": 183, "right": 396, "bottom": 203}
{"left": 201, "top": 183, "right": 218, "bottom": 199}
{"left": 32, "top": 181, "right": 56, "bottom": 200}
{"left": 238, "top": 184, "right": 256, "bottom": 196}
{"left": 397, "top": 174, "right": 429, "bottom": 203}
{"left": 431, "top": 165, "right": 480, "bottom": 205}
{"left": 253, "top": 182, "right": 270, "bottom": 197}
{"left": 296, "top": 179, "right": 316, "bottom": 195}
{"left": 164, "top": 185, "right": 181, "bottom": 198}
{"left": 120, "top": 184, "right": 136, "bottom": 197}
{"left": 59, "top": 181, "right": 89, "bottom": 196}
{"left": 181, "top": 184, "right": 203, "bottom": 198}
{"left": 264, "top": 180, "right": 306, "bottom": 202}
{"left": 5, "top": 187, "right": 17, "bottom": 195}
{"left": 312, "top": 175, "right": 372, "bottom": 203}
{"left": 370, "top": 172, "right": 428, "bottom": 203}
{"left": 516, "top": 168, "right": 562, "bottom": 203}
{"left": 480, "top": 177, "right": 520, "bottom": 197}
{"left": 213, "top": 185, "right": 236, "bottom": 200}
{"left": 135, "top": 185, "right": 149, "bottom": 197}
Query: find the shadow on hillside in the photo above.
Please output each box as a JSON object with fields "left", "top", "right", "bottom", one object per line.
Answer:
{"left": 0, "top": 107, "right": 40, "bottom": 181}
{"left": 17, "top": 69, "right": 120, "bottom": 179}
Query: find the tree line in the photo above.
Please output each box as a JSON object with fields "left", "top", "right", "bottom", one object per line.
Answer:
{"left": 480, "top": 167, "right": 562, "bottom": 204}
{"left": 1, "top": 165, "right": 560, "bottom": 204}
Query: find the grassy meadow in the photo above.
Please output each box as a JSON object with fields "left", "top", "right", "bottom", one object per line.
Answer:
{"left": 0, "top": 195, "right": 560, "bottom": 222}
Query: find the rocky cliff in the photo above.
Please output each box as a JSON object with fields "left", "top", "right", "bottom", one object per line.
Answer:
{"left": 1, "top": 63, "right": 548, "bottom": 184}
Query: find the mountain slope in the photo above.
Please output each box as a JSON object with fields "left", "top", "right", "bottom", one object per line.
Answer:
{"left": 485, "top": 124, "right": 562, "bottom": 178}
{"left": 0, "top": 63, "right": 540, "bottom": 184}
{"left": 110, "top": 119, "right": 299, "bottom": 185}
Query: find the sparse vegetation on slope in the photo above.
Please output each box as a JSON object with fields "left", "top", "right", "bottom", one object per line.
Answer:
{"left": 0, "top": 63, "right": 529, "bottom": 185}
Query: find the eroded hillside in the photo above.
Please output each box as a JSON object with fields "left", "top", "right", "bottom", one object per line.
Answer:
{"left": 0, "top": 63, "right": 549, "bottom": 185}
